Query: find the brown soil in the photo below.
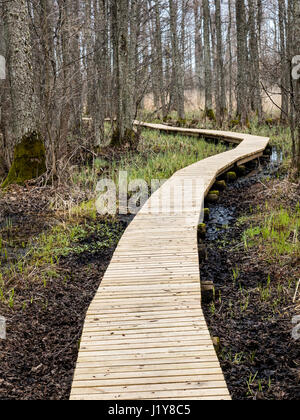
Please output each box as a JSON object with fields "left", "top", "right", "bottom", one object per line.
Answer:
{"left": 0, "top": 185, "right": 127, "bottom": 400}
{"left": 0, "top": 171, "right": 299, "bottom": 400}
{"left": 201, "top": 176, "right": 300, "bottom": 400}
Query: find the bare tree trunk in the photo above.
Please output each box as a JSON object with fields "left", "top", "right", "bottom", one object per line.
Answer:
{"left": 257, "top": 0, "right": 263, "bottom": 53}
{"left": 215, "top": 0, "right": 226, "bottom": 124}
{"left": 154, "top": 0, "right": 168, "bottom": 119}
{"left": 203, "top": 0, "right": 213, "bottom": 116}
{"left": 154, "top": 0, "right": 167, "bottom": 118}
{"left": 93, "top": 0, "right": 109, "bottom": 146}
{"left": 149, "top": 11, "right": 161, "bottom": 113}
{"left": 169, "top": 0, "right": 185, "bottom": 120}
{"left": 193, "top": 0, "right": 203, "bottom": 109}
{"left": 278, "top": 0, "right": 289, "bottom": 123}
{"left": 58, "top": 0, "right": 72, "bottom": 149}
{"left": 4, "top": 0, "right": 39, "bottom": 144}
{"left": 2, "top": 0, "right": 46, "bottom": 188}
{"left": 227, "top": 0, "right": 233, "bottom": 119}
{"left": 84, "top": 0, "right": 94, "bottom": 117}
{"left": 0, "top": 11, "right": 11, "bottom": 169}
{"left": 211, "top": 13, "right": 219, "bottom": 120}
{"left": 128, "top": 0, "right": 138, "bottom": 118}
{"left": 293, "top": 0, "right": 300, "bottom": 171}
{"left": 235, "top": 0, "right": 248, "bottom": 125}
{"left": 111, "top": 0, "right": 136, "bottom": 146}
{"left": 70, "top": 0, "right": 83, "bottom": 134}
{"left": 249, "top": 0, "right": 262, "bottom": 121}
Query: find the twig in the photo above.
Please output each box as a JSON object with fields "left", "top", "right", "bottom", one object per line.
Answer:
{"left": 258, "top": 180, "right": 270, "bottom": 190}
{"left": 80, "top": 145, "right": 97, "bottom": 157}
{"left": 261, "top": 82, "right": 289, "bottom": 118}
{"left": 293, "top": 280, "right": 300, "bottom": 304}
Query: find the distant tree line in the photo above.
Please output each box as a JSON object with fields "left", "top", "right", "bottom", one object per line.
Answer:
{"left": 0, "top": 0, "right": 299, "bottom": 179}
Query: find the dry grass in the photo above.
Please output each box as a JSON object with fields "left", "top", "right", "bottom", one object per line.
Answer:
{"left": 144, "top": 88, "right": 281, "bottom": 118}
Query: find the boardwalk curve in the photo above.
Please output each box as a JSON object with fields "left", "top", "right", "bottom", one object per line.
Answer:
{"left": 70, "top": 123, "right": 270, "bottom": 400}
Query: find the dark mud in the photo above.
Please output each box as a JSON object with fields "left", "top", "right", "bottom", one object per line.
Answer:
{"left": 0, "top": 149, "right": 298, "bottom": 400}
{"left": 201, "top": 157, "right": 300, "bottom": 400}
{"left": 0, "top": 211, "right": 127, "bottom": 400}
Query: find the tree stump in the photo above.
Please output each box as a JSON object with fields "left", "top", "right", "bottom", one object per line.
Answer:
{"left": 1, "top": 132, "right": 46, "bottom": 188}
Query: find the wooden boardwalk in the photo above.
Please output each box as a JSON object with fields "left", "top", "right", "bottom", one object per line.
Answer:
{"left": 70, "top": 123, "right": 270, "bottom": 400}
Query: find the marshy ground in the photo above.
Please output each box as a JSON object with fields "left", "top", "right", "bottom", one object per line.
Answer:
{"left": 0, "top": 121, "right": 299, "bottom": 400}
{"left": 201, "top": 165, "right": 300, "bottom": 400}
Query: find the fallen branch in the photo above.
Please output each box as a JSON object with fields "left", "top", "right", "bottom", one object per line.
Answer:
{"left": 293, "top": 280, "right": 300, "bottom": 304}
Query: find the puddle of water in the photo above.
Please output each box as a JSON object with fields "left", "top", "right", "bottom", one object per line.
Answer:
{"left": 206, "top": 205, "right": 236, "bottom": 241}
{"left": 205, "top": 148, "right": 283, "bottom": 241}
{"left": 270, "top": 147, "right": 283, "bottom": 165}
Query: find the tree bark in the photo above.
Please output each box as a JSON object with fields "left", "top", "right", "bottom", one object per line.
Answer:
{"left": 4, "top": 0, "right": 39, "bottom": 144}
{"left": 111, "top": 0, "right": 136, "bottom": 146}
{"left": 2, "top": 0, "right": 46, "bottom": 187}
{"left": 203, "top": 0, "right": 213, "bottom": 115}
{"left": 248, "top": 0, "right": 262, "bottom": 120}
{"left": 278, "top": 0, "right": 289, "bottom": 123}
{"left": 293, "top": 0, "right": 300, "bottom": 171}
{"left": 214, "top": 0, "right": 226, "bottom": 124}
{"left": 169, "top": 0, "right": 185, "bottom": 120}
{"left": 227, "top": 0, "right": 233, "bottom": 119}
{"left": 154, "top": 0, "right": 167, "bottom": 118}
{"left": 193, "top": 0, "right": 203, "bottom": 108}
{"left": 235, "top": 0, "right": 249, "bottom": 125}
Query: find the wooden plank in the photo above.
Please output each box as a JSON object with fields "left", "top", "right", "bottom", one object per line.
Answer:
{"left": 75, "top": 356, "right": 220, "bottom": 369}
{"left": 81, "top": 330, "right": 210, "bottom": 340}
{"left": 70, "top": 388, "right": 230, "bottom": 400}
{"left": 80, "top": 339, "right": 213, "bottom": 351}
{"left": 71, "top": 381, "right": 228, "bottom": 394}
{"left": 86, "top": 309, "right": 204, "bottom": 319}
{"left": 82, "top": 321, "right": 208, "bottom": 333}
{"left": 77, "top": 350, "right": 218, "bottom": 362}
{"left": 75, "top": 360, "right": 222, "bottom": 380}
{"left": 71, "top": 123, "right": 270, "bottom": 400}
{"left": 72, "top": 375, "right": 226, "bottom": 387}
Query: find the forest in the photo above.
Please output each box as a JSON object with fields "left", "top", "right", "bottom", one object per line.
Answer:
{"left": 0, "top": 0, "right": 299, "bottom": 402}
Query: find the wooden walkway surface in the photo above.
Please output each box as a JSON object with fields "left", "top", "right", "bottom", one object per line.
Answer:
{"left": 70, "top": 123, "right": 270, "bottom": 400}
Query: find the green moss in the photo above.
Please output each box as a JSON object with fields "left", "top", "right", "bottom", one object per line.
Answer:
{"left": 198, "top": 243, "right": 207, "bottom": 261}
{"left": 110, "top": 127, "right": 139, "bottom": 149}
{"left": 176, "top": 118, "right": 187, "bottom": 127}
{"left": 197, "top": 223, "right": 207, "bottom": 239}
{"left": 237, "top": 165, "right": 247, "bottom": 176}
{"left": 205, "top": 109, "right": 216, "bottom": 122}
{"left": 1, "top": 131, "right": 46, "bottom": 189}
{"left": 212, "top": 337, "right": 221, "bottom": 353}
{"left": 227, "top": 171, "right": 237, "bottom": 182}
{"left": 213, "top": 180, "right": 227, "bottom": 191}
{"left": 206, "top": 193, "right": 219, "bottom": 203}
{"left": 229, "top": 118, "right": 240, "bottom": 129}
{"left": 204, "top": 208, "right": 210, "bottom": 221}
{"left": 163, "top": 115, "right": 172, "bottom": 123}
{"left": 264, "top": 146, "right": 272, "bottom": 156}
{"left": 209, "top": 190, "right": 220, "bottom": 197}
{"left": 265, "top": 118, "right": 274, "bottom": 127}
